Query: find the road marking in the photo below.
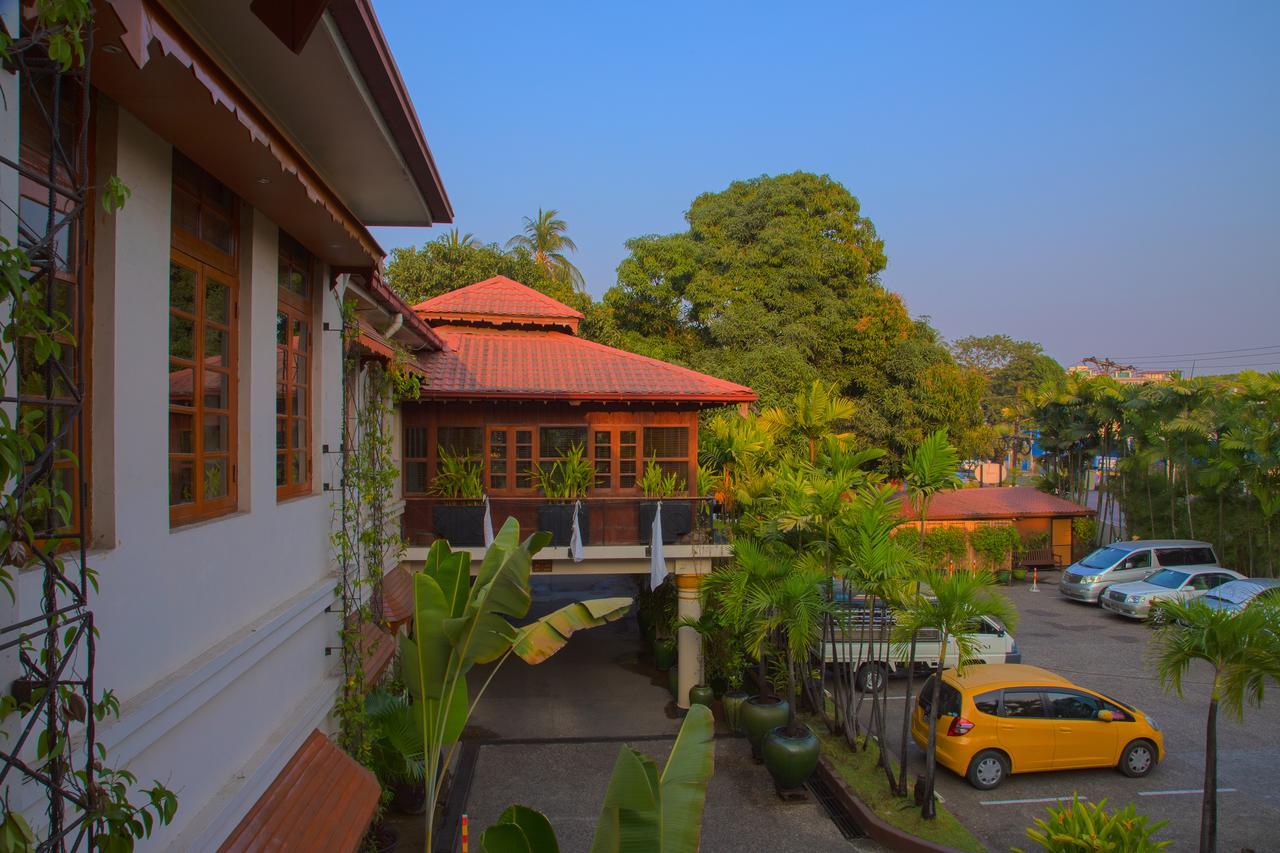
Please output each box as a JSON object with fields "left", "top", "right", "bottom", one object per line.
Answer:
{"left": 1138, "top": 788, "right": 1237, "bottom": 797}
{"left": 981, "top": 795, "right": 1087, "bottom": 806}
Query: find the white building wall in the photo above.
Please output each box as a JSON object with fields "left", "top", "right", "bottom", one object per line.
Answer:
{"left": 8, "top": 99, "right": 356, "bottom": 848}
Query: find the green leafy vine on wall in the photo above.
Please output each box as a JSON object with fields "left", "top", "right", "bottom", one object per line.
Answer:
{"left": 331, "top": 297, "right": 416, "bottom": 771}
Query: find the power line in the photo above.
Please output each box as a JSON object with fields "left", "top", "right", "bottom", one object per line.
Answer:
{"left": 1107, "top": 343, "right": 1280, "bottom": 360}
{"left": 1125, "top": 349, "right": 1280, "bottom": 365}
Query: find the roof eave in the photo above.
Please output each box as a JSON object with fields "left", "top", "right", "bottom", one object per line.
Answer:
{"left": 326, "top": 0, "right": 453, "bottom": 224}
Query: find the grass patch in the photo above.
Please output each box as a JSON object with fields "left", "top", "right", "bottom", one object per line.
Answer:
{"left": 806, "top": 719, "right": 986, "bottom": 853}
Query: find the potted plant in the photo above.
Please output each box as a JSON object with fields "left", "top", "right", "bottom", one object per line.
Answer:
{"left": 532, "top": 443, "right": 593, "bottom": 546}
{"left": 428, "top": 449, "right": 485, "bottom": 545}
{"left": 677, "top": 610, "right": 721, "bottom": 708}
{"left": 750, "top": 566, "right": 827, "bottom": 791}
{"left": 646, "top": 578, "right": 678, "bottom": 670}
{"left": 720, "top": 669, "right": 750, "bottom": 735}
{"left": 637, "top": 457, "right": 693, "bottom": 544}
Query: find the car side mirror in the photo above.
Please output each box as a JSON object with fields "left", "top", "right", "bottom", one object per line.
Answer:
{"left": 997, "top": 629, "right": 1006, "bottom": 637}
{"left": 1096, "top": 709, "right": 1114, "bottom": 723}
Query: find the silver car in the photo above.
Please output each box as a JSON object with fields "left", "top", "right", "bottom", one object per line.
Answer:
{"left": 1101, "top": 566, "right": 1245, "bottom": 619}
{"left": 1059, "top": 539, "right": 1219, "bottom": 604}
{"left": 1200, "top": 578, "right": 1280, "bottom": 615}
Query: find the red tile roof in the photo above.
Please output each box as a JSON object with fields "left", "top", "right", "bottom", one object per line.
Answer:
{"left": 420, "top": 326, "right": 757, "bottom": 404}
{"left": 900, "top": 487, "right": 1094, "bottom": 521}
{"left": 414, "top": 276, "right": 585, "bottom": 331}
{"left": 219, "top": 730, "right": 379, "bottom": 853}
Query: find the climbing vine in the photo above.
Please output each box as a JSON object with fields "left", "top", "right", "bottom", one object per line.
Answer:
{"left": 0, "top": 5, "right": 177, "bottom": 850}
{"left": 331, "top": 297, "right": 416, "bottom": 767}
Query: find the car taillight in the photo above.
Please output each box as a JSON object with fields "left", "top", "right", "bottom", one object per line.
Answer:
{"left": 947, "top": 717, "right": 975, "bottom": 736}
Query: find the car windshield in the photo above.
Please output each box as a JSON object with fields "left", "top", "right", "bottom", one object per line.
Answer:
{"left": 1145, "top": 569, "right": 1189, "bottom": 589}
{"left": 1080, "top": 546, "right": 1127, "bottom": 570}
{"left": 1206, "top": 581, "right": 1264, "bottom": 605}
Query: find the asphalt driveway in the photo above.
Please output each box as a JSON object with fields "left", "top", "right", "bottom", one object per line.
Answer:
{"left": 864, "top": 577, "right": 1280, "bottom": 852}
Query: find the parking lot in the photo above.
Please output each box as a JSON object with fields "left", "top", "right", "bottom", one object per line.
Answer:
{"left": 870, "top": 577, "right": 1279, "bottom": 852}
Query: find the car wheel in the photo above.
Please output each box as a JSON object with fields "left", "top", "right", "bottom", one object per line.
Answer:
{"left": 1119, "top": 740, "right": 1157, "bottom": 778}
{"left": 1148, "top": 607, "right": 1167, "bottom": 628}
{"left": 856, "top": 663, "right": 887, "bottom": 694}
{"left": 966, "top": 749, "right": 1009, "bottom": 790}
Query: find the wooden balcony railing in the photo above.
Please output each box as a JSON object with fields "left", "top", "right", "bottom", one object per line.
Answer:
{"left": 402, "top": 495, "right": 718, "bottom": 548}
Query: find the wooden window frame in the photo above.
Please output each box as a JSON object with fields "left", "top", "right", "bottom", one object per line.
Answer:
{"left": 169, "top": 153, "right": 239, "bottom": 527}
{"left": 276, "top": 231, "right": 313, "bottom": 500}
{"left": 642, "top": 426, "right": 692, "bottom": 494}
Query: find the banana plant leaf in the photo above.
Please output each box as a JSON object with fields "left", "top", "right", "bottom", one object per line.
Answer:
{"left": 481, "top": 805, "right": 560, "bottom": 853}
{"left": 590, "top": 704, "right": 715, "bottom": 853}
{"left": 512, "top": 598, "right": 634, "bottom": 664}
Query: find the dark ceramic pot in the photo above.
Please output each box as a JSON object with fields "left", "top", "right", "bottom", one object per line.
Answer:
{"left": 721, "top": 690, "right": 750, "bottom": 735}
{"left": 763, "top": 724, "right": 821, "bottom": 791}
{"left": 741, "top": 695, "right": 790, "bottom": 760}
{"left": 688, "top": 684, "right": 714, "bottom": 707}
{"left": 391, "top": 781, "right": 426, "bottom": 815}
{"left": 638, "top": 500, "right": 693, "bottom": 544}
{"left": 654, "top": 638, "right": 677, "bottom": 670}
{"left": 431, "top": 504, "right": 485, "bottom": 546}
{"left": 537, "top": 503, "right": 590, "bottom": 547}
{"left": 709, "top": 675, "right": 729, "bottom": 697}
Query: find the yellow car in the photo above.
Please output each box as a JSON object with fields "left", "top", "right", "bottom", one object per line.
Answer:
{"left": 911, "top": 663, "right": 1163, "bottom": 790}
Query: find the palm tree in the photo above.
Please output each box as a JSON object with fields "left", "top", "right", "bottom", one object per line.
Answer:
{"left": 702, "top": 538, "right": 791, "bottom": 691}
{"left": 741, "top": 554, "right": 830, "bottom": 734}
{"left": 505, "top": 208, "right": 585, "bottom": 290}
{"left": 786, "top": 380, "right": 856, "bottom": 463}
{"left": 1150, "top": 598, "right": 1280, "bottom": 852}
{"left": 892, "top": 569, "right": 1017, "bottom": 819}
{"left": 436, "top": 227, "right": 477, "bottom": 251}
{"left": 895, "top": 428, "right": 961, "bottom": 795}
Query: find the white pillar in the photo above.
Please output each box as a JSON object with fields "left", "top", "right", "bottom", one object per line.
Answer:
{"left": 675, "top": 573, "right": 703, "bottom": 710}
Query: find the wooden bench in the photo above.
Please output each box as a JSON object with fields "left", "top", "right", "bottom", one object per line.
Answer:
{"left": 1016, "top": 547, "right": 1062, "bottom": 571}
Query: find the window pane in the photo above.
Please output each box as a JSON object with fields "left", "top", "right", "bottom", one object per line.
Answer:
{"left": 204, "top": 415, "right": 228, "bottom": 452}
{"left": 169, "top": 412, "right": 194, "bottom": 453}
{"left": 974, "top": 690, "right": 1000, "bottom": 716}
{"left": 290, "top": 451, "right": 306, "bottom": 486}
{"left": 172, "top": 192, "right": 199, "bottom": 239}
{"left": 1000, "top": 691, "right": 1046, "bottom": 718}
{"left": 438, "top": 426, "right": 483, "bottom": 457}
{"left": 292, "top": 318, "right": 309, "bottom": 352}
{"left": 203, "top": 213, "right": 233, "bottom": 256}
{"left": 277, "top": 417, "right": 287, "bottom": 451}
{"left": 204, "top": 371, "right": 229, "bottom": 410}
{"left": 169, "top": 459, "right": 195, "bottom": 506}
{"left": 276, "top": 347, "right": 286, "bottom": 382}
{"left": 276, "top": 453, "right": 287, "bottom": 487}
{"left": 405, "top": 427, "right": 428, "bottom": 459}
{"left": 656, "top": 462, "right": 688, "bottom": 491}
{"left": 293, "top": 354, "right": 307, "bottom": 384}
{"left": 276, "top": 312, "right": 288, "bottom": 346}
{"left": 406, "top": 461, "right": 428, "bottom": 493}
{"left": 170, "top": 363, "right": 195, "bottom": 408}
{"left": 205, "top": 279, "right": 229, "bottom": 324}
{"left": 203, "top": 458, "right": 228, "bottom": 500}
{"left": 1046, "top": 691, "right": 1102, "bottom": 720}
{"left": 291, "top": 417, "right": 306, "bottom": 452}
{"left": 644, "top": 427, "right": 688, "bottom": 459}
{"left": 291, "top": 385, "right": 305, "bottom": 417}
{"left": 204, "top": 326, "right": 227, "bottom": 365}
{"left": 170, "top": 262, "right": 197, "bottom": 312}
{"left": 276, "top": 383, "right": 287, "bottom": 415}
{"left": 540, "top": 426, "right": 587, "bottom": 459}
{"left": 169, "top": 315, "right": 195, "bottom": 360}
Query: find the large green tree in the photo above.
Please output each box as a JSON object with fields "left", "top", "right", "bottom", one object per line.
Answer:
{"left": 603, "top": 172, "right": 987, "bottom": 465}
{"left": 950, "top": 334, "right": 1064, "bottom": 422}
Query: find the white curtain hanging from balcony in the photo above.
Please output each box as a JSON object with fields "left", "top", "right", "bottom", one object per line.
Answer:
{"left": 482, "top": 495, "right": 494, "bottom": 547}
{"left": 570, "top": 500, "right": 584, "bottom": 562}
{"left": 650, "top": 501, "right": 668, "bottom": 588}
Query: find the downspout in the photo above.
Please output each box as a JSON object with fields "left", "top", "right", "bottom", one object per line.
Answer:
{"left": 382, "top": 312, "right": 403, "bottom": 339}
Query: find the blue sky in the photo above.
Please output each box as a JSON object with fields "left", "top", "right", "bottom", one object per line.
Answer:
{"left": 370, "top": 1, "right": 1279, "bottom": 374}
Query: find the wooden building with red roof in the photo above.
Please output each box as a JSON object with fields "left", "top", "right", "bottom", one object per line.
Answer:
{"left": 402, "top": 276, "right": 756, "bottom": 554}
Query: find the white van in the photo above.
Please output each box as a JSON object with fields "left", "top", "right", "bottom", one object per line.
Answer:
{"left": 823, "top": 601, "right": 1019, "bottom": 693}
{"left": 1058, "top": 539, "right": 1219, "bottom": 604}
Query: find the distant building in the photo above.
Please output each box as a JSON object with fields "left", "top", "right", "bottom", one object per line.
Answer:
{"left": 1068, "top": 360, "right": 1176, "bottom": 384}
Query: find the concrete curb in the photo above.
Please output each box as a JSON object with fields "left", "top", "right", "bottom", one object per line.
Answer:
{"left": 816, "top": 756, "right": 966, "bottom": 853}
